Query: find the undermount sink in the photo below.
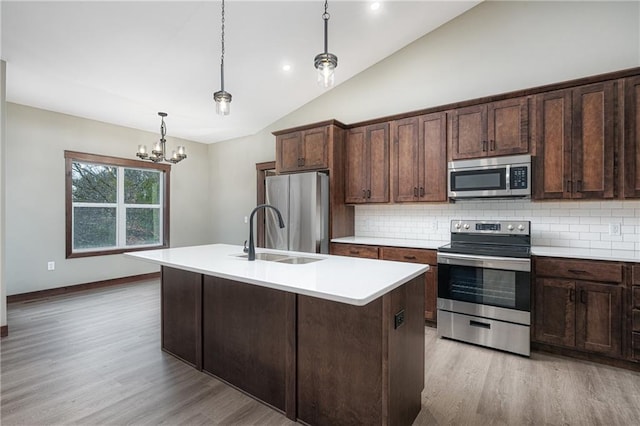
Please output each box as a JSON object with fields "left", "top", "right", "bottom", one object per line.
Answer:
{"left": 234, "top": 253, "right": 323, "bottom": 264}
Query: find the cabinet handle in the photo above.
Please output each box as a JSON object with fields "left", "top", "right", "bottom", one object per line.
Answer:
{"left": 576, "top": 180, "right": 582, "bottom": 192}
{"left": 367, "top": 189, "right": 371, "bottom": 199}
{"left": 580, "top": 289, "right": 587, "bottom": 304}
{"left": 569, "top": 288, "right": 575, "bottom": 302}
{"left": 403, "top": 255, "right": 417, "bottom": 260}
{"left": 568, "top": 269, "right": 589, "bottom": 275}
{"left": 349, "top": 250, "right": 360, "bottom": 255}
{"left": 362, "top": 189, "right": 367, "bottom": 199}
{"left": 419, "top": 187, "right": 425, "bottom": 197}
{"left": 300, "top": 157, "right": 305, "bottom": 166}
{"left": 414, "top": 187, "right": 418, "bottom": 197}
{"left": 566, "top": 180, "right": 572, "bottom": 193}
{"left": 482, "top": 140, "right": 488, "bottom": 152}
{"left": 490, "top": 139, "right": 495, "bottom": 151}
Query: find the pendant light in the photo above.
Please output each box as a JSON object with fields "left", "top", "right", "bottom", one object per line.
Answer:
{"left": 213, "top": 0, "right": 231, "bottom": 115}
{"left": 136, "top": 112, "right": 186, "bottom": 164}
{"left": 314, "top": 0, "right": 338, "bottom": 88}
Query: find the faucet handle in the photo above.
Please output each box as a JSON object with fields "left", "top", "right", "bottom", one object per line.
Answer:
{"left": 243, "top": 240, "right": 248, "bottom": 253}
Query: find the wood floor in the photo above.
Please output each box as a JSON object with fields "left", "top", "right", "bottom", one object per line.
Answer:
{"left": 2, "top": 281, "right": 640, "bottom": 426}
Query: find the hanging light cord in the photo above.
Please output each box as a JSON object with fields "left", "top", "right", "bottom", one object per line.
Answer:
{"left": 220, "top": 0, "right": 226, "bottom": 91}
{"left": 323, "top": 0, "right": 330, "bottom": 54}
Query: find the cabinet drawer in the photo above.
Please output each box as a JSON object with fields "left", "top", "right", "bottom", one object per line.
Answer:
{"left": 331, "top": 243, "right": 379, "bottom": 259}
{"left": 379, "top": 247, "right": 436, "bottom": 264}
{"left": 633, "top": 265, "right": 640, "bottom": 285}
{"left": 633, "top": 309, "right": 640, "bottom": 333}
{"left": 535, "top": 257, "right": 622, "bottom": 283}
{"left": 634, "top": 287, "right": 640, "bottom": 309}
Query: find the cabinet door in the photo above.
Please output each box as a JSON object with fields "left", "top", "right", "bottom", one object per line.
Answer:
{"left": 392, "top": 117, "right": 420, "bottom": 202}
{"left": 572, "top": 82, "right": 615, "bottom": 199}
{"left": 575, "top": 281, "right": 622, "bottom": 357}
{"left": 450, "top": 104, "right": 487, "bottom": 160}
{"left": 367, "top": 123, "right": 390, "bottom": 203}
{"left": 624, "top": 76, "right": 640, "bottom": 198}
{"left": 487, "top": 97, "right": 529, "bottom": 156}
{"left": 276, "top": 132, "right": 302, "bottom": 173}
{"left": 533, "top": 90, "right": 572, "bottom": 199}
{"left": 300, "top": 127, "right": 328, "bottom": 170}
{"left": 534, "top": 278, "right": 576, "bottom": 347}
{"left": 345, "top": 127, "right": 368, "bottom": 203}
{"left": 425, "top": 265, "right": 437, "bottom": 322}
{"left": 419, "top": 112, "right": 447, "bottom": 202}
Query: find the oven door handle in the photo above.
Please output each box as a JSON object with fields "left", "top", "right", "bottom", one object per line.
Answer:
{"left": 437, "top": 252, "right": 530, "bottom": 272}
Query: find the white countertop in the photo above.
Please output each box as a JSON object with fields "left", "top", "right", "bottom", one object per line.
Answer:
{"left": 331, "top": 236, "right": 443, "bottom": 250}
{"left": 332, "top": 236, "right": 640, "bottom": 263}
{"left": 125, "top": 244, "right": 428, "bottom": 306}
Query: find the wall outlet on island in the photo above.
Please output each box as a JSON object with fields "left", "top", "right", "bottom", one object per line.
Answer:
{"left": 47, "top": 261, "right": 55, "bottom": 271}
{"left": 608, "top": 223, "right": 621, "bottom": 236}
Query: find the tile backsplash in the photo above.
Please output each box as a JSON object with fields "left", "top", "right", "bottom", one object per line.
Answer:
{"left": 355, "top": 200, "right": 640, "bottom": 252}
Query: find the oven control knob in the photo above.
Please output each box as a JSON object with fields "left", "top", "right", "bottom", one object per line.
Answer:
{"left": 518, "top": 224, "right": 525, "bottom": 231}
{"left": 507, "top": 224, "right": 514, "bottom": 231}
{"left": 454, "top": 223, "right": 461, "bottom": 229}
{"left": 463, "top": 223, "right": 470, "bottom": 230}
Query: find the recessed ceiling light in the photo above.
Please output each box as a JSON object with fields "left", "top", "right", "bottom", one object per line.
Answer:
{"left": 370, "top": 2, "right": 381, "bottom": 11}
{"left": 282, "top": 64, "right": 291, "bottom": 72}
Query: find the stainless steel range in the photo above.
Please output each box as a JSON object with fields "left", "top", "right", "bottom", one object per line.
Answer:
{"left": 437, "top": 220, "right": 531, "bottom": 356}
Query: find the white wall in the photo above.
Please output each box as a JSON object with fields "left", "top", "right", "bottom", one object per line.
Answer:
{"left": 5, "top": 104, "right": 211, "bottom": 296}
{"left": 209, "top": 1, "right": 640, "bottom": 245}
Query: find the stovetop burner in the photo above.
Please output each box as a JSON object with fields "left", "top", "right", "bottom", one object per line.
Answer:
{"left": 438, "top": 220, "right": 532, "bottom": 259}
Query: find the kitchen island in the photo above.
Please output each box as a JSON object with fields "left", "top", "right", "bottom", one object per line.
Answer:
{"left": 126, "top": 244, "right": 428, "bottom": 426}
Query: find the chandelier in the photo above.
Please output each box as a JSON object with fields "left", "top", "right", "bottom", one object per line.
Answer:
{"left": 213, "top": 0, "right": 232, "bottom": 115}
{"left": 314, "top": 0, "right": 338, "bottom": 88}
{"left": 136, "top": 112, "right": 186, "bottom": 164}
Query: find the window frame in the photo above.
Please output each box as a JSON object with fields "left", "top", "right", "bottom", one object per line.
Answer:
{"left": 65, "top": 150, "right": 171, "bottom": 258}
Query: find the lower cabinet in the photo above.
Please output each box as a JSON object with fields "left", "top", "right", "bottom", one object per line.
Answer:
{"left": 331, "top": 243, "right": 437, "bottom": 322}
{"left": 533, "top": 258, "right": 623, "bottom": 359}
{"left": 632, "top": 266, "right": 640, "bottom": 361}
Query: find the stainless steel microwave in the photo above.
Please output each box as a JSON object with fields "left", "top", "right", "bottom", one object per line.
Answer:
{"left": 447, "top": 154, "right": 531, "bottom": 200}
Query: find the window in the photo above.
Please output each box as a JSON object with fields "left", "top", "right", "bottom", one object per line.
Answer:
{"left": 65, "top": 151, "right": 170, "bottom": 258}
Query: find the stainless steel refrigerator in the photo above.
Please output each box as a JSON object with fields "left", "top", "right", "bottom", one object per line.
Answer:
{"left": 265, "top": 172, "right": 329, "bottom": 254}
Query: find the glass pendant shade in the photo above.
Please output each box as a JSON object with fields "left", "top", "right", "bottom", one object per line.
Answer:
{"left": 315, "top": 53, "right": 337, "bottom": 88}
{"left": 214, "top": 90, "right": 232, "bottom": 116}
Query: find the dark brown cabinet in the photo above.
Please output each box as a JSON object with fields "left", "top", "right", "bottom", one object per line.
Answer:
{"left": 161, "top": 267, "right": 202, "bottom": 369}
{"left": 449, "top": 97, "right": 529, "bottom": 160}
{"left": 624, "top": 76, "right": 640, "bottom": 198}
{"left": 379, "top": 247, "right": 437, "bottom": 322}
{"left": 275, "top": 126, "right": 328, "bottom": 173}
{"left": 534, "top": 258, "right": 623, "bottom": 358}
{"left": 631, "top": 265, "right": 640, "bottom": 361}
{"left": 392, "top": 113, "right": 447, "bottom": 202}
{"left": 345, "top": 123, "right": 390, "bottom": 203}
{"left": 534, "top": 82, "right": 616, "bottom": 200}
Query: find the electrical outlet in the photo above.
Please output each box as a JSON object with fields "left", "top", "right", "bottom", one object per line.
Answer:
{"left": 394, "top": 310, "right": 405, "bottom": 329}
{"left": 430, "top": 221, "right": 438, "bottom": 231}
{"left": 47, "top": 261, "right": 55, "bottom": 271}
{"left": 609, "top": 223, "right": 621, "bottom": 236}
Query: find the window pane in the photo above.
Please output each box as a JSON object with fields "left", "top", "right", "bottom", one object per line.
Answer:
{"left": 124, "top": 169, "right": 161, "bottom": 204}
{"left": 72, "top": 162, "right": 117, "bottom": 203}
{"left": 126, "top": 208, "right": 160, "bottom": 246}
{"left": 73, "top": 207, "right": 117, "bottom": 249}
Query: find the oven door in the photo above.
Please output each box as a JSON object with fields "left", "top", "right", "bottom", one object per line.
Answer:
{"left": 437, "top": 252, "right": 531, "bottom": 325}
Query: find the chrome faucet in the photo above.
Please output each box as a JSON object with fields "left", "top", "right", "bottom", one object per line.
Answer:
{"left": 247, "top": 204, "right": 285, "bottom": 261}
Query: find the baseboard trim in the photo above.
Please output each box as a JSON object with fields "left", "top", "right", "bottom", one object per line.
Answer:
{"left": 0, "top": 325, "right": 7, "bottom": 338}
{"left": 7, "top": 272, "right": 161, "bottom": 303}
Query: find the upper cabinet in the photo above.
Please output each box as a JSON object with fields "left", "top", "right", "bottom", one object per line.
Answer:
{"left": 449, "top": 97, "right": 529, "bottom": 160}
{"left": 392, "top": 112, "right": 447, "bottom": 202}
{"left": 345, "top": 123, "right": 390, "bottom": 204}
{"left": 533, "top": 81, "right": 616, "bottom": 200}
{"left": 624, "top": 76, "right": 640, "bottom": 198}
{"left": 275, "top": 126, "right": 328, "bottom": 173}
